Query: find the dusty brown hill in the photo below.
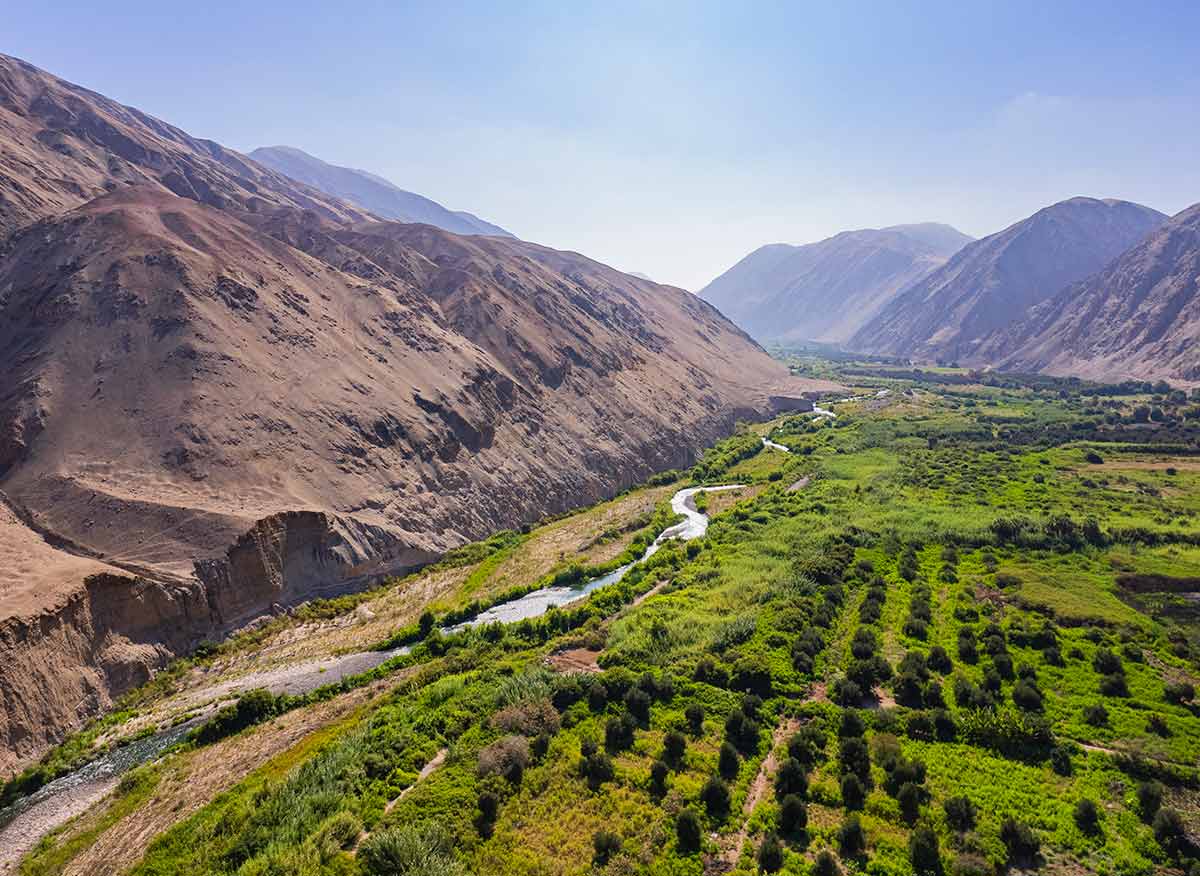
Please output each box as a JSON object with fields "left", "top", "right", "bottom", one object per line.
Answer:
{"left": 0, "top": 56, "right": 833, "bottom": 771}
{"left": 849, "top": 198, "right": 1167, "bottom": 361}
{"left": 974, "top": 203, "right": 1200, "bottom": 383}
{"left": 699, "top": 224, "right": 972, "bottom": 344}
{"left": 0, "top": 52, "right": 369, "bottom": 237}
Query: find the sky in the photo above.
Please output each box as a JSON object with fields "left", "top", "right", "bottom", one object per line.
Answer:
{"left": 7, "top": 1, "right": 1200, "bottom": 290}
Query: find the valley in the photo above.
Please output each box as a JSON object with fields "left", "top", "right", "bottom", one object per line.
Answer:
{"left": 4, "top": 361, "right": 1198, "bottom": 875}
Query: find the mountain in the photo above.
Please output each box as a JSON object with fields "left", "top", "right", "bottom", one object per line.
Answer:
{"left": 0, "top": 54, "right": 836, "bottom": 771}
{"left": 700, "top": 223, "right": 972, "bottom": 344}
{"left": 0, "top": 54, "right": 368, "bottom": 237}
{"left": 975, "top": 202, "right": 1200, "bottom": 383}
{"left": 249, "top": 145, "right": 513, "bottom": 237}
{"left": 849, "top": 198, "right": 1168, "bottom": 361}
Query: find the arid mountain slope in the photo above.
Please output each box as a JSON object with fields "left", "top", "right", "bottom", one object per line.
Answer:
{"left": 0, "top": 55, "right": 833, "bottom": 771}
{"left": 0, "top": 52, "right": 369, "bottom": 237}
{"left": 700, "top": 223, "right": 971, "bottom": 344}
{"left": 250, "top": 146, "right": 512, "bottom": 237}
{"left": 975, "top": 203, "right": 1200, "bottom": 383}
{"left": 849, "top": 198, "right": 1167, "bottom": 361}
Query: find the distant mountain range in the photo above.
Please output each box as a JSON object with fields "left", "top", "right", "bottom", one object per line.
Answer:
{"left": 849, "top": 198, "right": 1168, "bottom": 361}
{"left": 975, "top": 202, "right": 1200, "bottom": 382}
{"left": 249, "top": 145, "right": 513, "bottom": 237}
{"left": 700, "top": 223, "right": 973, "bottom": 344}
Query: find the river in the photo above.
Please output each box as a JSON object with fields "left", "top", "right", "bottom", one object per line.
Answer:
{"left": 0, "top": 482, "right": 746, "bottom": 870}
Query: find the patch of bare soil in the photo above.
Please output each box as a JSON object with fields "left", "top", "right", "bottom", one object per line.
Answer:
{"left": 59, "top": 678, "right": 398, "bottom": 876}
{"left": 870, "top": 686, "right": 897, "bottom": 709}
{"left": 545, "top": 648, "right": 602, "bottom": 674}
{"left": 704, "top": 485, "right": 764, "bottom": 518}
{"left": 786, "top": 477, "right": 810, "bottom": 492}
{"left": 710, "top": 717, "right": 801, "bottom": 871}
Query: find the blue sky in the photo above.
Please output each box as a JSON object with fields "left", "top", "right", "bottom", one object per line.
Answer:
{"left": 7, "top": 1, "right": 1200, "bottom": 288}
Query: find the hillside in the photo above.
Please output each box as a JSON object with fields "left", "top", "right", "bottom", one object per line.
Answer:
{"left": 976, "top": 202, "right": 1200, "bottom": 383}
{"left": 849, "top": 198, "right": 1167, "bottom": 361}
{"left": 0, "top": 55, "right": 832, "bottom": 772}
{"left": 700, "top": 224, "right": 971, "bottom": 344}
{"left": 249, "top": 146, "right": 513, "bottom": 237}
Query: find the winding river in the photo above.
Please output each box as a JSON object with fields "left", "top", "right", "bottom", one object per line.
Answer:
{"left": 0, "top": 482, "right": 747, "bottom": 870}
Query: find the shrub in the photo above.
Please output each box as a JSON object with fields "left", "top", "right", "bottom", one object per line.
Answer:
{"left": 758, "top": 833, "right": 785, "bottom": 873}
{"left": 780, "top": 794, "right": 808, "bottom": 835}
{"left": 588, "top": 682, "right": 609, "bottom": 712}
{"left": 943, "top": 795, "right": 977, "bottom": 832}
{"left": 1050, "top": 742, "right": 1073, "bottom": 776}
{"left": 478, "top": 735, "right": 531, "bottom": 782}
{"left": 701, "top": 775, "right": 731, "bottom": 819}
{"left": 1084, "top": 703, "right": 1109, "bottom": 726}
{"left": 1074, "top": 798, "right": 1101, "bottom": 834}
{"left": 813, "top": 850, "right": 840, "bottom": 876}
{"left": 1165, "top": 681, "right": 1195, "bottom": 704}
{"left": 491, "top": 698, "right": 561, "bottom": 736}
{"left": 928, "top": 645, "right": 953, "bottom": 674}
{"left": 582, "top": 752, "right": 614, "bottom": 789}
{"left": 838, "top": 737, "right": 871, "bottom": 783}
{"left": 685, "top": 703, "right": 706, "bottom": 735}
{"left": 314, "top": 810, "right": 363, "bottom": 853}
{"left": 725, "top": 709, "right": 761, "bottom": 755}
{"left": 909, "top": 826, "right": 941, "bottom": 874}
{"left": 360, "top": 824, "right": 464, "bottom": 876}
{"left": 1000, "top": 817, "right": 1040, "bottom": 865}
{"left": 789, "top": 724, "right": 827, "bottom": 765}
{"left": 592, "top": 831, "right": 622, "bottom": 866}
{"left": 191, "top": 688, "right": 282, "bottom": 745}
{"left": 831, "top": 678, "right": 863, "bottom": 707}
{"left": 624, "top": 688, "right": 652, "bottom": 724}
{"left": 1137, "top": 780, "right": 1164, "bottom": 819}
{"left": 730, "top": 658, "right": 773, "bottom": 696}
{"left": 1093, "top": 648, "right": 1123, "bottom": 675}
{"left": 1153, "top": 808, "right": 1187, "bottom": 855}
{"left": 477, "top": 791, "right": 499, "bottom": 823}
{"left": 1011, "top": 680, "right": 1044, "bottom": 712}
{"left": 605, "top": 714, "right": 637, "bottom": 751}
{"left": 1099, "top": 673, "right": 1130, "bottom": 698}
{"left": 897, "top": 781, "right": 924, "bottom": 824}
{"left": 676, "top": 809, "right": 703, "bottom": 853}
{"left": 839, "top": 710, "right": 866, "bottom": 738}
{"left": 838, "top": 815, "right": 866, "bottom": 856}
{"left": 1147, "top": 714, "right": 1170, "bottom": 737}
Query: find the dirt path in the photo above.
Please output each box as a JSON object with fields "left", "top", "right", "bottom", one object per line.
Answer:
{"left": 352, "top": 747, "right": 449, "bottom": 853}
{"left": 712, "top": 717, "right": 801, "bottom": 870}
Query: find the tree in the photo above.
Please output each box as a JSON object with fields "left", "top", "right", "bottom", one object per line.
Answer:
{"left": 418, "top": 610, "right": 436, "bottom": 638}
{"left": 701, "top": 775, "right": 731, "bottom": 819}
{"left": 838, "top": 736, "right": 871, "bottom": 784}
{"left": 838, "top": 815, "right": 866, "bottom": 856}
{"left": 649, "top": 760, "right": 669, "bottom": 796}
{"left": 840, "top": 773, "right": 866, "bottom": 810}
{"left": 676, "top": 809, "right": 702, "bottom": 853}
{"left": 774, "top": 757, "right": 808, "bottom": 799}
{"left": 897, "top": 781, "right": 924, "bottom": 824}
{"left": 718, "top": 741, "right": 740, "bottom": 780}
{"left": 757, "top": 833, "right": 784, "bottom": 873}
{"left": 685, "top": 703, "right": 706, "bottom": 735}
{"left": 1000, "top": 818, "right": 1040, "bottom": 865}
{"left": 593, "top": 830, "right": 622, "bottom": 865}
{"left": 663, "top": 730, "right": 687, "bottom": 766}
{"left": 779, "top": 794, "right": 808, "bottom": 835}
{"left": 909, "top": 826, "right": 941, "bottom": 874}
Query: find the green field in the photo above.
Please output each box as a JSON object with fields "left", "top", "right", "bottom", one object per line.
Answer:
{"left": 18, "top": 362, "right": 1200, "bottom": 876}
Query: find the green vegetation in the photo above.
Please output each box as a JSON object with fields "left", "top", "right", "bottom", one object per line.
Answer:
{"left": 19, "top": 360, "right": 1200, "bottom": 876}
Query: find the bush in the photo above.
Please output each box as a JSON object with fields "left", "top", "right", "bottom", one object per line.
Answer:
{"left": 314, "top": 810, "right": 363, "bottom": 853}
{"left": 1011, "top": 680, "right": 1044, "bottom": 711}
{"left": 1093, "top": 648, "right": 1123, "bottom": 675}
{"left": 582, "top": 752, "right": 614, "bottom": 789}
{"left": 491, "top": 698, "right": 561, "bottom": 736}
{"left": 897, "top": 781, "right": 924, "bottom": 824}
{"left": 624, "top": 688, "right": 652, "bottom": 724}
{"left": 477, "top": 735, "right": 531, "bottom": 782}
{"left": 730, "top": 658, "right": 773, "bottom": 696}
{"left": 360, "top": 824, "right": 464, "bottom": 876}
{"left": 718, "top": 741, "right": 740, "bottom": 779}
{"left": 1074, "top": 798, "right": 1101, "bottom": 834}
{"left": 650, "top": 759, "right": 669, "bottom": 795}
{"left": 191, "top": 688, "right": 282, "bottom": 746}
{"left": 593, "top": 830, "right": 622, "bottom": 864}
{"left": 1084, "top": 703, "right": 1109, "bottom": 726}
{"left": 605, "top": 714, "right": 637, "bottom": 752}
{"left": 838, "top": 737, "right": 871, "bottom": 783}
{"left": 725, "top": 708, "right": 761, "bottom": 755}
{"left": 1099, "top": 673, "right": 1130, "bottom": 698}
{"left": 1050, "top": 742, "right": 1073, "bottom": 776}
{"left": 813, "top": 850, "right": 840, "bottom": 876}
{"left": 779, "top": 794, "right": 808, "bottom": 835}
{"left": 685, "top": 703, "right": 706, "bottom": 735}
{"left": 928, "top": 645, "right": 953, "bottom": 674}
{"left": 701, "top": 776, "right": 731, "bottom": 819}
{"left": 1165, "top": 681, "right": 1195, "bottom": 704}
{"left": 1153, "top": 808, "right": 1188, "bottom": 855}
{"left": 839, "top": 710, "right": 866, "bottom": 738}
{"left": 676, "top": 809, "right": 703, "bottom": 853}
{"left": 910, "top": 825, "right": 941, "bottom": 874}
{"left": 838, "top": 815, "right": 866, "bottom": 856}
{"left": 1137, "top": 780, "right": 1164, "bottom": 819}
{"left": 1000, "top": 817, "right": 1040, "bottom": 865}
{"left": 789, "top": 724, "right": 827, "bottom": 765}
{"left": 758, "top": 833, "right": 785, "bottom": 873}
{"left": 943, "top": 795, "right": 976, "bottom": 832}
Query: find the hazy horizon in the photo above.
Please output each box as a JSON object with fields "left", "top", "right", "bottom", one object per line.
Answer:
{"left": 7, "top": 0, "right": 1200, "bottom": 289}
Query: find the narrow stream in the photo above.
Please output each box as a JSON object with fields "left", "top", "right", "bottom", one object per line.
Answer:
{"left": 0, "top": 482, "right": 745, "bottom": 869}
